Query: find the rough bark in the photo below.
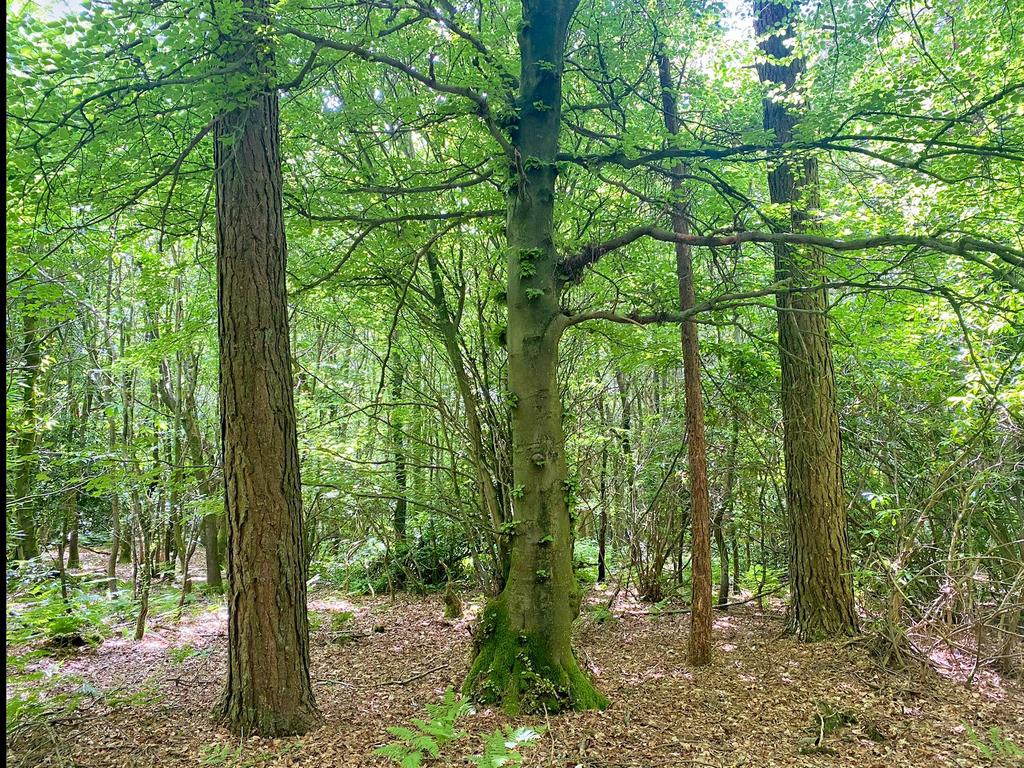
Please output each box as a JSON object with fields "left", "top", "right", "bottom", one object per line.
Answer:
{"left": 213, "top": 0, "right": 321, "bottom": 736}
{"left": 464, "top": 0, "right": 605, "bottom": 714}
{"left": 657, "top": 50, "right": 713, "bottom": 666}
{"left": 754, "top": 0, "right": 857, "bottom": 641}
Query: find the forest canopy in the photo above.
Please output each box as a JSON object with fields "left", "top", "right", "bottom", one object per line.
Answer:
{"left": 6, "top": 0, "right": 1023, "bottom": 764}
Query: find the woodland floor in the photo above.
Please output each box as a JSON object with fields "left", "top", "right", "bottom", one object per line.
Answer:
{"left": 7, "top": 552, "right": 1024, "bottom": 768}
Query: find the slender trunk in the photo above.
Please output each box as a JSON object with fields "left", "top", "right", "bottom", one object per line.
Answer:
{"left": 158, "top": 359, "right": 222, "bottom": 590}
{"left": 56, "top": 518, "right": 69, "bottom": 603}
{"left": 203, "top": 516, "right": 222, "bottom": 590}
{"left": 213, "top": 0, "right": 321, "bottom": 735}
{"left": 104, "top": 253, "right": 120, "bottom": 593}
{"left": 66, "top": 491, "right": 81, "bottom": 570}
{"left": 731, "top": 530, "right": 741, "bottom": 596}
{"left": 716, "top": 406, "right": 741, "bottom": 606}
{"left": 754, "top": 0, "right": 857, "bottom": 641}
{"left": 107, "top": 439, "right": 120, "bottom": 593}
{"left": 657, "top": 50, "right": 712, "bottom": 666}
{"left": 391, "top": 350, "right": 408, "bottom": 547}
{"left": 425, "top": 249, "right": 509, "bottom": 589}
{"left": 389, "top": 348, "right": 407, "bottom": 590}
{"left": 464, "top": 0, "right": 605, "bottom": 714}
{"left": 597, "top": 439, "right": 608, "bottom": 584}
{"left": 134, "top": 499, "right": 151, "bottom": 641}
{"left": 13, "top": 313, "right": 42, "bottom": 560}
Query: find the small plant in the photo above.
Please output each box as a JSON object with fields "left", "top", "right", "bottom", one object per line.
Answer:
{"left": 199, "top": 741, "right": 244, "bottom": 766}
{"left": 589, "top": 604, "right": 615, "bottom": 625}
{"left": 648, "top": 597, "right": 672, "bottom": 617}
{"left": 470, "top": 726, "right": 543, "bottom": 767}
{"left": 374, "top": 688, "right": 471, "bottom": 767}
{"left": 965, "top": 724, "right": 1024, "bottom": 762}
{"left": 7, "top": 583, "right": 109, "bottom": 650}
{"left": 443, "top": 582, "right": 463, "bottom": 619}
{"left": 168, "top": 644, "right": 210, "bottom": 665}
{"left": 330, "top": 610, "right": 354, "bottom": 632}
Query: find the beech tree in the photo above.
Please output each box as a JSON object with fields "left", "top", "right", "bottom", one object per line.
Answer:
{"left": 461, "top": 0, "right": 608, "bottom": 713}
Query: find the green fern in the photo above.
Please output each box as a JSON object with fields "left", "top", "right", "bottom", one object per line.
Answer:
{"left": 469, "top": 726, "right": 543, "bottom": 767}
{"left": 374, "top": 688, "right": 470, "bottom": 766}
{"left": 965, "top": 724, "right": 1024, "bottom": 761}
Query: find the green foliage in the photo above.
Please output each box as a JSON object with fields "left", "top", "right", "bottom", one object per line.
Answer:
{"left": 647, "top": 597, "right": 673, "bottom": 617}
{"left": 331, "top": 610, "right": 355, "bottom": 632}
{"left": 168, "top": 644, "right": 212, "bottom": 665}
{"left": 740, "top": 565, "right": 784, "bottom": 595}
{"left": 469, "top": 725, "right": 543, "bottom": 767}
{"left": 199, "top": 742, "right": 245, "bottom": 766}
{"left": 588, "top": 604, "right": 616, "bottom": 625}
{"left": 965, "top": 725, "right": 1024, "bottom": 762}
{"left": 312, "top": 529, "right": 468, "bottom": 595}
{"left": 573, "top": 538, "right": 599, "bottom": 588}
{"left": 7, "top": 583, "right": 108, "bottom": 649}
{"left": 374, "top": 688, "right": 470, "bottom": 767}
{"left": 308, "top": 611, "right": 325, "bottom": 632}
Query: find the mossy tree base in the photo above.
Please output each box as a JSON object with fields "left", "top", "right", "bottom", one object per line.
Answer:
{"left": 463, "top": 599, "right": 607, "bottom": 715}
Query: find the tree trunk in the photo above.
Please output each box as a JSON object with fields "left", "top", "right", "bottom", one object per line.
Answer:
{"left": 425, "top": 249, "right": 509, "bottom": 590}
{"left": 66, "top": 490, "right": 81, "bottom": 570}
{"left": 158, "top": 356, "right": 223, "bottom": 590}
{"left": 107, "top": 415, "right": 120, "bottom": 593}
{"left": 464, "top": 0, "right": 605, "bottom": 715}
{"left": 134, "top": 499, "right": 152, "bottom": 641}
{"left": 390, "top": 348, "right": 408, "bottom": 579}
{"left": 13, "top": 313, "right": 42, "bottom": 560}
{"left": 716, "top": 406, "right": 741, "bottom": 606}
{"left": 731, "top": 530, "right": 742, "bottom": 596}
{"left": 657, "top": 50, "right": 713, "bottom": 666}
{"left": 754, "top": 0, "right": 857, "bottom": 641}
{"left": 213, "top": 0, "right": 321, "bottom": 737}
{"left": 597, "top": 439, "right": 608, "bottom": 584}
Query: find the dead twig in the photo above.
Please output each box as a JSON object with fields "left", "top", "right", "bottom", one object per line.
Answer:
{"left": 378, "top": 662, "right": 449, "bottom": 686}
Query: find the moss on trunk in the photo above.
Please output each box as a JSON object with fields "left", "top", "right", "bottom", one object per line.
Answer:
{"left": 464, "top": 598, "right": 606, "bottom": 714}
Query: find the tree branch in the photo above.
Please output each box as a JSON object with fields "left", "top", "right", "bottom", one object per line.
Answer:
{"left": 558, "top": 225, "right": 1024, "bottom": 283}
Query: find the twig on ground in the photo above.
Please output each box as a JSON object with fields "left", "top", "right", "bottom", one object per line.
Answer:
{"left": 619, "top": 587, "right": 783, "bottom": 618}
{"left": 378, "top": 662, "right": 449, "bottom": 686}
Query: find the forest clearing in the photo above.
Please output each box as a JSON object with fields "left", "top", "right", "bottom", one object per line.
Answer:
{"left": 6, "top": 0, "right": 1023, "bottom": 765}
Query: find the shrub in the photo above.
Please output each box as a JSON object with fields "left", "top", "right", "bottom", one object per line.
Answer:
{"left": 740, "top": 565, "right": 784, "bottom": 594}
{"left": 7, "top": 583, "right": 108, "bottom": 650}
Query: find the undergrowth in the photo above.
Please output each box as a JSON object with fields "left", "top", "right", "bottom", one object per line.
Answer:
{"left": 374, "top": 688, "right": 542, "bottom": 767}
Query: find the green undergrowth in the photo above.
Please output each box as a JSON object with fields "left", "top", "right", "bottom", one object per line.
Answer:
{"left": 374, "top": 687, "right": 543, "bottom": 767}
{"left": 965, "top": 725, "right": 1024, "bottom": 763}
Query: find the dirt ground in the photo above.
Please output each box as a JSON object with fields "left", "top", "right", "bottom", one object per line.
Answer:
{"left": 7, "top": 558, "right": 1024, "bottom": 767}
